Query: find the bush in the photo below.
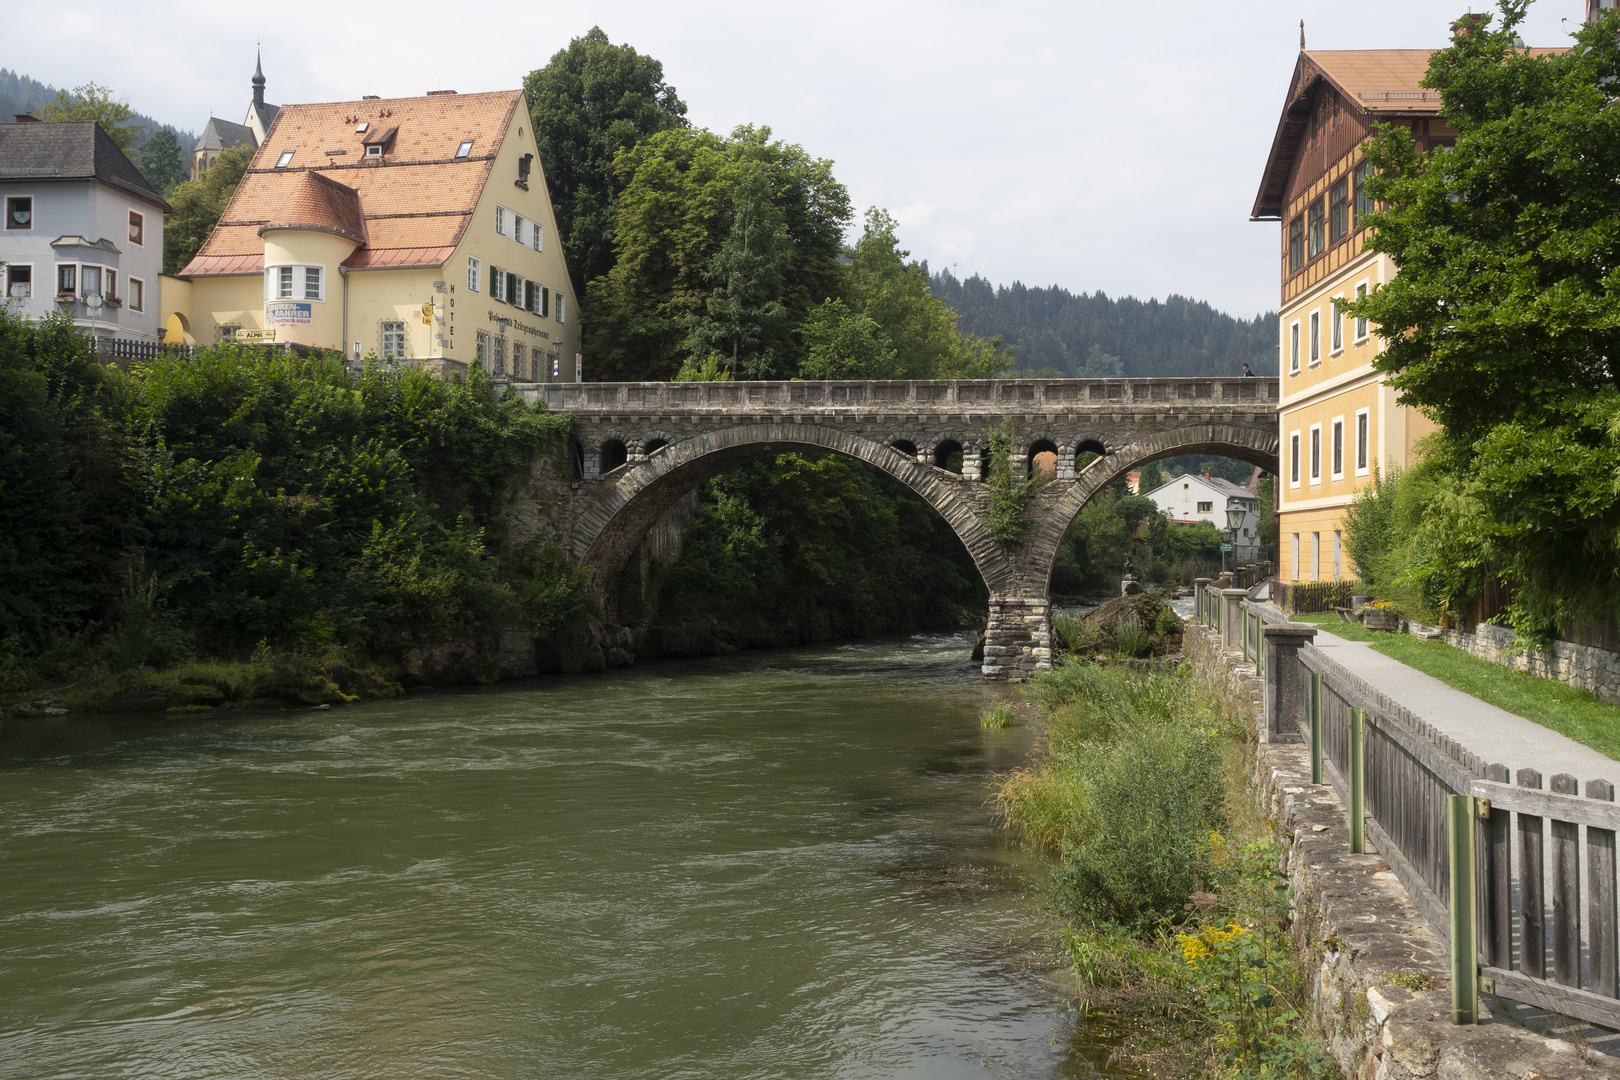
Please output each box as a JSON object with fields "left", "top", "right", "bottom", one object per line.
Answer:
{"left": 980, "top": 702, "right": 1015, "bottom": 729}
{"left": 1109, "top": 613, "right": 1152, "bottom": 657}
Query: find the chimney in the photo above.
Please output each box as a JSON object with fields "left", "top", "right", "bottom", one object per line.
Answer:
{"left": 14, "top": 114, "right": 40, "bottom": 123}
{"left": 1203, "top": 469, "right": 1210, "bottom": 480}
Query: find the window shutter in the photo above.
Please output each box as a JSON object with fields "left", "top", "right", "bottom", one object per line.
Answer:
{"left": 540, "top": 287, "right": 549, "bottom": 317}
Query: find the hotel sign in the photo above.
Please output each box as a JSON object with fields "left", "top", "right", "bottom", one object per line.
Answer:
{"left": 236, "top": 328, "right": 277, "bottom": 343}
{"left": 266, "top": 302, "right": 312, "bottom": 326}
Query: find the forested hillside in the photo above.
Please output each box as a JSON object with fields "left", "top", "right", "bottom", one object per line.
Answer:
{"left": 929, "top": 271, "right": 1279, "bottom": 379}
{"left": 0, "top": 70, "right": 194, "bottom": 154}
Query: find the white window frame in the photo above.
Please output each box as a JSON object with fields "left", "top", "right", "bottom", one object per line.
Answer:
{"left": 1354, "top": 281, "right": 1370, "bottom": 342}
{"left": 467, "top": 256, "right": 481, "bottom": 293}
{"left": 513, "top": 214, "right": 525, "bottom": 244}
{"left": 56, "top": 262, "right": 77, "bottom": 296}
{"left": 1330, "top": 294, "right": 1344, "bottom": 354}
{"left": 105, "top": 268, "right": 117, "bottom": 302}
{"left": 1289, "top": 430, "right": 1301, "bottom": 488}
{"left": 5, "top": 261, "right": 34, "bottom": 299}
{"left": 276, "top": 150, "right": 294, "bottom": 168}
{"left": 1310, "top": 532, "right": 1320, "bottom": 582}
{"left": 129, "top": 276, "right": 144, "bottom": 312}
{"left": 554, "top": 292, "right": 566, "bottom": 324}
{"left": 456, "top": 140, "right": 474, "bottom": 159}
{"left": 1292, "top": 533, "right": 1300, "bottom": 581}
{"left": 1330, "top": 416, "right": 1345, "bottom": 480}
{"left": 1355, "top": 407, "right": 1370, "bottom": 477}
{"left": 1289, "top": 320, "right": 1300, "bottom": 372}
{"left": 495, "top": 205, "right": 508, "bottom": 237}
{"left": 365, "top": 144, "right": 384, "bottom": 159}
{"left": 1309, "top": 424, "right": 1322, "bottom": 484}
{"left": 79, "top": 264, "right": 103, "bottom": 299}
{"left": 380, "top": 320, "right": 407, "bottom": 359}
{"left": 128, "top": 209, "right": 145, "bottom": 247}
{"left": 264, "top": 263, "right": 326, "bottom": 302}
{"left": 1309, "top": 309, "right": 1321, "bottom": 365}
{"left": 5, "top": 192, "right": 35, "bottom": 231}
{"left": 531, "top": 222, "right": 543, "bottom": 252}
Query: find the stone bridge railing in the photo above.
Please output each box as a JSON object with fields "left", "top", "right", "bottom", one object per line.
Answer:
{"left": 534, "top": 376, "right": 1278, "bottom": 413}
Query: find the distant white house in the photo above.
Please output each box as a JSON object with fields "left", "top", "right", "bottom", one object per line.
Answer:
{"left": 1145, "top": 471, "right": 1263, "bottom": 562}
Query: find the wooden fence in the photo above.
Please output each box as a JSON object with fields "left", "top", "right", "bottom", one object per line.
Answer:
{"left": 1271, "top": 579, "right": 1358, "bottom": 615}
{"left": 1202, "top": 597, "right": 1620, "bottom": 1028}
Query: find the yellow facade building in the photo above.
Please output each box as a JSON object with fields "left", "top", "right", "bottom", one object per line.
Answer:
{"left": 161, "top": 88, "right": 580, "bottom": 382}
{"left": 1253, "top": 49, "right": 1458, "bottom": 583}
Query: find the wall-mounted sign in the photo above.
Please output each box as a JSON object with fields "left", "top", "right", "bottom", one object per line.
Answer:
{"left": 236, "top": 329, "right": 277, "bottom": 342}
{"left": 266, "top": 302, "right": 312, "bottom": 326}
{"left": 576, "top": 353, "right": 582, "bottom": 381}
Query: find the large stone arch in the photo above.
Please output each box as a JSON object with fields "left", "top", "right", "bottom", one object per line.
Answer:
{"left": 571, "top": 421, "right": 1016, "bottom": 624}
{"left": 1021, "top": 422, "right": 1280, "bottom": 594}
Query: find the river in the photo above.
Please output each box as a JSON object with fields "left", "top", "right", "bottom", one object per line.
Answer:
{"left": 0, "top": 630, "right": 1128, "bottom": 1079}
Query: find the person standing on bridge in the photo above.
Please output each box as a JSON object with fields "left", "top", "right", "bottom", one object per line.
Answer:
{"left": 1241, "top": 363, "right": 1257, "bottom": 377}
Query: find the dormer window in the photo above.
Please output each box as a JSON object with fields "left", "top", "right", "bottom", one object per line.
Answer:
{"left": 276, "top": 151, "right": 294, "bottom": 168}
{"left": 456, "top": 140, "right": 473, "bottom": 158}
{"left": 366, "top": 145, "right": 383, "bottom": 158}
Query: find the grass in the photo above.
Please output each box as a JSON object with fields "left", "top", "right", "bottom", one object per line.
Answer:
{"left": 1295, "top": 612, "right": 1620, "bottom": 761}
{"left": 980, "top": 702, "right": 1016, "bottom": 729}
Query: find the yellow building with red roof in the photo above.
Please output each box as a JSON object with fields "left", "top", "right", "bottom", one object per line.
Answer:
{"left": 161, "top": 88, "right": 579, "bottom": 382}
{"left": 1251, "top": 42, "right": 1558, "bottom": 582}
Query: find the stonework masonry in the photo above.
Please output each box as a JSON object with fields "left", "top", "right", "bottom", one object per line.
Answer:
{"left": 1407, "top": 619, "right": 1620, "bottom": 706}
{"left": 526, "top": 377, "right": 1280, "bottom": 679}
{"left": 1188, "top": 625, "right": 1619, "bottom": 1077}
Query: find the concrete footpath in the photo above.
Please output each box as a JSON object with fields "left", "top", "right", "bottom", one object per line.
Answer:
{"left": 1308, "top": 626, "right": 1620, "bottom": 786}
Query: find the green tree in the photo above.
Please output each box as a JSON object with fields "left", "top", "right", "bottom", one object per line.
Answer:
{"left": 163, "top": 144, "right": 254, "bottom": 275}
{"left": 37, "top": 82, "right": 142, "bottom": 156}
{"left": 586, "top": 125, "right": 850, "bottom": 380}
{"left": 1345, "top": 3, "right": 1620, "bottom": 639}
{"left": 524, "top": 27, "right": 689, "bottom": 296}
{"left": 137, "top": 128, "right": 186, "bottom": 196}
{"left": 841, "top": 209, "right": 1013, "bottom": 379}
{"left": 798, "top": 299, "right": 896, "bottom": 379}
{"left": 683, "top": 166, "right": 792, "bottom": 378}
{"left": 1351, "top": 2, "right": 1620, "bottom": 445}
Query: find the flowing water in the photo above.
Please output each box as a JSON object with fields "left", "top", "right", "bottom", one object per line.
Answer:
{"left": 0, "top": 631, "right": 1129, "bottom": 1079}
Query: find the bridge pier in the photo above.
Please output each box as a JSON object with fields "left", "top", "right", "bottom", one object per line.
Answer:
{"left": 982, "top": 594, "right": 1051, "bottom": 681}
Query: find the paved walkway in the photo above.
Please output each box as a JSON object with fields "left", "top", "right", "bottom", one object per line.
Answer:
{"left": 1308, "top": 625, "right": 1620, "bottom": 789}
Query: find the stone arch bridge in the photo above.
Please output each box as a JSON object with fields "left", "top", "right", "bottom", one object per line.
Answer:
{"left": 526, "top": 378, "right": 1279, "bottom": 680}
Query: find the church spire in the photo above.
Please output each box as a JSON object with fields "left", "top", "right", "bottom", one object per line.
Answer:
{"left": 252, "top": 46, "right": 266, "bottom": 106}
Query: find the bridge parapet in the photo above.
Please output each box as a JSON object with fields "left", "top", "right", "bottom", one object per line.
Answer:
{"left": 529, "top": 377, "right": 1278, "bottom": 414}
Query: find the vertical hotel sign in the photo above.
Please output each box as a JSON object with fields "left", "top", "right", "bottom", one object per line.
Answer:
{"left": 266, "top": 302, "right": 313, "bottom": 325}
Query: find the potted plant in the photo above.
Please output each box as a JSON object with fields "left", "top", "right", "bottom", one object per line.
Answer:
{"left": 1361, "top": 600, "right": 1400, "bottom": 631}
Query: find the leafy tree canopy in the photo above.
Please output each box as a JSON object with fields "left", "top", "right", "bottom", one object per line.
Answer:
{"left": 1352, "top": 1, "right": 1620, "bottom": 446}
{"left": 137, "top": 128, "right": 186, "bottom": 197}
{"left": 586, "top": 125, "right": 850, "bottom": 380}
{"left": 163, "top": 144, "right": 254, "bottom": 275}
{"left": 37, "top": 82, "right": 142, "bottom": 156}
{"left": 524, "top": 27, "right": 689, "bottom": 296}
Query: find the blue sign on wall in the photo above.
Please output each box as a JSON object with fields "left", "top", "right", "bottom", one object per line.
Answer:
{"left": 266, "top": 302, "right": 312, "bottom": 325}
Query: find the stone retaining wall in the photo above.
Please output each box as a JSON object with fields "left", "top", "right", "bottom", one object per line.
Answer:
{"left": 1407, "top": 619, "right": 1620, "bottom": 706}
{"left": 1186, "top": 624, "right": 1618, "bottom": 1078}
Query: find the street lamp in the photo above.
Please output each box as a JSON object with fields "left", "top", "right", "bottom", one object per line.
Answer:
{"left": 1222, "top": 496, "right": 1247, "bottom": 573}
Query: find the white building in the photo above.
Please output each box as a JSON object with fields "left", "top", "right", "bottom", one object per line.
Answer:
{"left": 1, "top": 118, "right": 170, "bottom": 342}
{"left": 1145, "top": 472, "right": 1263, "bottom": 563}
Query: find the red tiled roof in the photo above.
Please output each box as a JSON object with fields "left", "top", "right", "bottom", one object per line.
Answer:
{"left": 257, "top": 169, "right": 367, "bottom": 243}
{"left": 184, "top": 89, "right": 521, "bottom": 277}
{"left": 178, "top": 252, "right": 265, "bottom": 276}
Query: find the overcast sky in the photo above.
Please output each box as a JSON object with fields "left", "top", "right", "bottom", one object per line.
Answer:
{"left": 4, "top": 1, "right": 1586, "bottom": 316}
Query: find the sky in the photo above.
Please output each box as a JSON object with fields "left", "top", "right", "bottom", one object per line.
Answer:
{"left": 2, "top": 0, "right": 1588, "bottom": 317}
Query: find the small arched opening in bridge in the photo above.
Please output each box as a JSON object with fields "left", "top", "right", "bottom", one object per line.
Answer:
{"left": 600, "top": 439, "right": 628, "bottom": 474}
{"left": 1074, "top": 439, "right": 1108, "bottom": 473}
{"left": 644, "top": 438, "right": 668, "bottom": 457}
{"left": 1027, "top": 439, "right": 1059, "bottom": 480}
{"left": 933, "top": 440, "right": 963, "bottom": 473}
{"left": 891, "top": 439, "right": 918, "bottom": 460}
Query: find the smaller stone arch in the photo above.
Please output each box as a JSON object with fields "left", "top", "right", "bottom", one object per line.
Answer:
{"left": 891, "top": 438, "right": 919, "bottom": 460}
{"left": 932, "top": 437, "right": 965, "bottom": 473}
{"left": 1026, "top": 438, "right": 1059, "bottom": 481}
{"left": 641, "top": 436, "right": 672, "bottom": 458}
